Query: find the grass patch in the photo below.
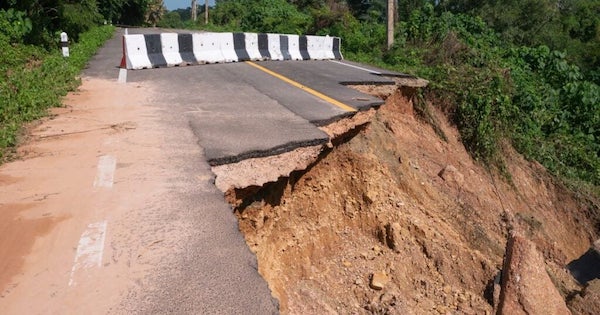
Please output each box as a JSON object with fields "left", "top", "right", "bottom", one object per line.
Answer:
{"left": 0, "top": 25, "right": 115, "bottom": 160}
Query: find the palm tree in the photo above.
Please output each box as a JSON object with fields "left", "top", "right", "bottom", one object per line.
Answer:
{"left": 145, "top": 0, "right": 165, "bottom": 27}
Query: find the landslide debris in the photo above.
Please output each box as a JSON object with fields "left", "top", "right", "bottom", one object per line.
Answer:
{"left": 225, "top": 83, "right": 599, "bottom": 314}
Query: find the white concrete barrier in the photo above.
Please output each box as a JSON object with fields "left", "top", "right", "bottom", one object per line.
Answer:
{"left": 217, "top": 32, "right": 238, "bottom": 62}
{"left": 244, "top": 33, "right": 263, "bottom": 61}
{"left": 267, "top": 34, "right": 284, "bottom": 61}
{"left": 307, "top": 35, "right": 334, "bottom": 60}
{"left": 161, "top": 33, "right": 183, "bottom": 66}
{"left": 123, "top": 34, "right": 152, "bottom": 69}
{"left": 193, "top": 33, "right": 225, "bottom": 63}
{"left": 286, "top": 35, "right": 303, "bottom": 61}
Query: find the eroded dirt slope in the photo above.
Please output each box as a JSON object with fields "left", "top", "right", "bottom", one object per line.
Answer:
{"left": 229, "top": 85, "right": 599, "bottom": 314}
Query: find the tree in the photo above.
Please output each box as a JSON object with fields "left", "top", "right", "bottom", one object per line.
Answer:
{"left": 97, "top": 0, "right": 125, "bottom": 23}
{"left": 158, "top": 10, "right": 184, "bottom": 28}
{"left": 145, "top": 0, "right": 165, "bottom": 26}
{"left": 211, "top": 0, "right": 312, "bottom": 34}
{"left": 62, "top": 0, "right": 103, "bottom": 40}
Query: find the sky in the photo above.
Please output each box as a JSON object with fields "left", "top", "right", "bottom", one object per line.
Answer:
{"left": 164, "top": 0, "right": 216, "bottom": 11}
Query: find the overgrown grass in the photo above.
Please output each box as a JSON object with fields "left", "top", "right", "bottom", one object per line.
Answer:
{"left": 0, "top": 25, "right": 115, "bottom": 160}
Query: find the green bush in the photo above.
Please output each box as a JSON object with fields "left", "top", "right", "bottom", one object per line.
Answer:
{"left": 0, "top": 25, "right": 115, "bottom": 160}
{"left": 0, "top": 8, "right": 32, "bottom": 43}
{"left": 362, "top": 5, "right": 599, "bottom": 184}
{"left": 61, "top": 1, "right": 104, "bottom": 41}
{"left": 210, "top": 0, "right": 312, "bottom": 34}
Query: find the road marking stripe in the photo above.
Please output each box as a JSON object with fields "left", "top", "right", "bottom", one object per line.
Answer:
{"left": 68, "top": 220, "right": 108, "bottom": 287}
{"left": 328, "top": 60, "right": 382, "bottom": 75}
{"left": 93, "top": 155, "right": 116, "bottom": 188}
{"left": 245, "top": 61, "right": 357, "bottom": 112}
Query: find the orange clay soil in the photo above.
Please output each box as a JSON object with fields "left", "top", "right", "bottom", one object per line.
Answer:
{"left": 228, "top": 85, "right": 598, "bottom": 314}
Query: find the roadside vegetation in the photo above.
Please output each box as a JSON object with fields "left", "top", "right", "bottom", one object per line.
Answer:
{"left": 0, "top": 0, "right": 166, "bottom": 160}
{"left": 0, "top": 23, "right": 115, "bottom": 159}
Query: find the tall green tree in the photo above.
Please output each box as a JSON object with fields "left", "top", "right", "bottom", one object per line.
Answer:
{"left": 62, "top": 0, "right": 103, "bottom": 40}
{"left": 211, "top": 0, "right": 312, "bottom": 34}
{"left": 97, "top": 0, "right": 125, "bottom": 23}
{"left": 432, "top": 0, "right": 599, "bottom": 81}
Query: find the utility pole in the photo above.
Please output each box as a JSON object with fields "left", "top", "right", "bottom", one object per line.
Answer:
{"left": 387, "top": 0, "right": 394, "bottom": 50}
{"left": 191, "top": 0, "right": 197, "bottom": 21}
{"left": 394, "top": 0, "right": 399, "bottom": 25}
{"left": 204, "top": 0, "right": 208, "bottom": 24}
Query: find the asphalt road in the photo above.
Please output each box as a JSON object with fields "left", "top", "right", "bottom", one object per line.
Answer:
{"left": 87, "top": 27, "right": 400, "bottom": 166}
{"left": 80, "top": 27, "right": 398, "bottom": 312}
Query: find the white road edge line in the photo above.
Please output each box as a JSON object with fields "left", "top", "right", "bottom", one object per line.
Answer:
{"left": 94, "top": 155, "right": 116, "bottom": 188}
{"left": 328, "top": 60, "right": 382, "bottom": 75}
{"left": 68, "top": 220, "right": 108, "bottom": 287}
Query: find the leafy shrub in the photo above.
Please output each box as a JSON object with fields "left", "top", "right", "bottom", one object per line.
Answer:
{"left": 0, "top": 25, "right": 115, "bottom": 160}
{"left": 61, "top": 1, "right": 103, "bottom": 42}
{"left": 0, "top": 8, "right": 32, "bottom": 43}
{"left": 319, "top": 12, "right": 386, "bottom": 56}
{"left": 158, "top": 11, "right": 185, "bottom": 29}
{"left": 210, "top": 0, "right": 312, "bottom": 34}
{"left": 371, "top": 5, "right": 599, "bottom": 184}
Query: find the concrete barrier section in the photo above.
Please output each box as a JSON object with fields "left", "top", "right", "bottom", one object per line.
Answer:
{"left": 123, "top": 34, "right": 152, "bottom": 69}
{"left": 286, "top": 35, "right": 304, "bottom": 61}
{"left": 306, "top": 35, "right": 321, "bottom": 60}
{"left": 333, "top": 37, "right": 343, "bottom": 60}
{"left": 144, "top": 34, "right": 167, "bottom": 67}
{"left": 298, "top": 35, "right": 311, "bottom": 60}
{"left": 258, "top": 34, "right": 271, "bottom": 60}
{"left": 324, "top": 36, "right": 338, "bottom": 60}
{"left": 122, "top": 32, "right": 343, "bottom": 70}
{"left": 266, "top": 34, "right": 284, "bottom": 61}
{"left": 193, "top": 33, "right": 224, "bottom": 63}
{"left": 279, "top": 35, "right": 292, "bottom": 61}
{"left": 217, "top": 32, "right": 238, "bottom": 62}
{"left": 244, "top": 33, "right": 264, "bottom": 61}
{"left": 178, "top": 33, "right": 196, "bottom": 65}
{"left": 161, "top": 33, "right": 183, "bottom": 66}
{"left": 233, "top": 33, "right": 250, "bottom": 61}
{"left": 307, "top": 35, "right": 335, "bottom": 60}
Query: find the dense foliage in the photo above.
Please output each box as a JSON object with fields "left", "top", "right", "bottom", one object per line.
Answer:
{"left": 0, "top": 0, "right": 167, "bottom": 158}
{"left": 0, "top": 0, "right": 163, "bottom": 47}
{"left": 383, "top": 3, "right": 599, "bottom": 185}
{"left": 0, "top": 22, "right": 115, "bottom": 159}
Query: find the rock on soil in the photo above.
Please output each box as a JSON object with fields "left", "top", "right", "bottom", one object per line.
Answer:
{"left": 370, "top": 271, "right": 389, "bottom": 290}
{"left": 384, "top": 222, "right": 402, "bottom": 253}
{"left": 497, "top": 234, "right": 572, "bottom": 315}
{"left": 438, "top": 164, "right": 464, "bottom": 186}
{"left": 568, "top": 279, "right": 600, "bottom": 315}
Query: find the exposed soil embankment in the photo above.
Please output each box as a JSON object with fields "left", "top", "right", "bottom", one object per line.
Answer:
{"left": 223, "top": 83, "right": 599, "bottom": 314}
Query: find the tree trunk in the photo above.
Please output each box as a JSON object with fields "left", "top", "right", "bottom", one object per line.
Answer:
{"left": 204, "top": 0, "right": 208, "bottom": 24}
{"left": 191, "top": 0, "right": 197, "bottom": 21}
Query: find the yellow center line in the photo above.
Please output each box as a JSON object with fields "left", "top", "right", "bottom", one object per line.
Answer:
{"left": 245, "top": 61, "right": 357, "bottom": 113}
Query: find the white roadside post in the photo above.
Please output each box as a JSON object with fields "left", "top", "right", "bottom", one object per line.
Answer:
{"left": 60, "top": 32, "right": 69, "bottom": 57}
{"left": 118, "top": 28, "right": 129, "bottom": 83}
